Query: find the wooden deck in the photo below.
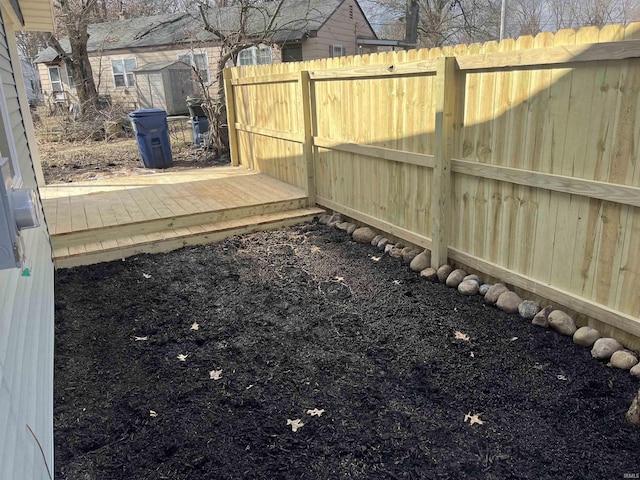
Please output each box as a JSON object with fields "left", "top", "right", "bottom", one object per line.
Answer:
{"left": 40, "top": 166, "right": 324, "bottom": 268}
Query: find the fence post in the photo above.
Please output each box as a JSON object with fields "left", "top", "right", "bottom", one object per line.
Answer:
{"left": 431, "top": 56, "right": 458, "bottom": 268}
{"left": 223, "top": 68, "right": 240, "bottom": 166}
{"left": 299, "top": 70, "right": 316, "bottom": 206}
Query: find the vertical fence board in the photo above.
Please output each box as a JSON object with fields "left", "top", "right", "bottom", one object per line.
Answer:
{"left": 227, "top": 26, "right": 640, "bottom": 346}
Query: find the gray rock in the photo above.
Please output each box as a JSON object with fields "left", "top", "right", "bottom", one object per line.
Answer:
{"left": 479, "top": 283, "right": 491, "bottom": 296}
{"left": 437, "top": 265, "right": 453, "bottom": 283}
{"left": 630, "top": 363, "right": 640, "bottom": 378}
{"left": 328, "top": 221, "right": 340, "bottom": 228}
{"left": 389, "top": 247, "right": 403, "bottom": 259}
{"left": 591, "top": 337, "right": 624, "bottom": 360}
{"left": 458, "top": 279, "right": 479, "bottom": 296}
{"left": 410, "top": 250, "right": 431, "bottom": 272}
{"left": 420, "top": 267, "right": 438, "bottom": 281}
{"left": 609, "top": 350, "right": 639, "bottom": 370}
{"left": 445, "top": 269, "right": 467, "bottom": 288}
{"left": 496, "top": 291, "right": 523, "bottom": 314}
{"left": 352, "top": 227, "right": 377, "bottom": 244}
{"left": 518, "top": 300, "right": 541, "bottom": 320}
{"left": 402, "top": 248, "right": 420, "bottom": 265}
{"left": 384, "top": 244, "right": 394, "bottom": 254}
{"left": 572, "top": 326, "right": 601, "bottom": 347}
{"left": 346, "top": 224, "right": 357, "bottom": 235}
{"left": 531, "top": 305, "right": 553, "bottom": 328}
{"left": 394, "top": 242, "right": 405, "bottom": 250}
{"left": 371, "top": 235, "right": 382, "bottom": 246}
{"left": 336, "top": 222, "right": 350, "bottom": 231}
{"left": 548, "top": 310, "right": 577, "bottom": 336}
{"left": 319, "top": 214, "right": 331, "bottom": 225}
{"left": 484, "top": 283, "right": 509, "bottom": 305}
{"left": 328, "top": 213, "right": 342, "bottom": 224}
{"left": 463, "top": 274, "right": 480, "bottom": 283}
{"left": 377, "top": 238, "right": 390, "bottom": 249}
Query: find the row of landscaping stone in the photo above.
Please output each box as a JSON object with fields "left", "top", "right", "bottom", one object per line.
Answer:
{"left": 318, "top": 213, "right": 640, "bottom": 379}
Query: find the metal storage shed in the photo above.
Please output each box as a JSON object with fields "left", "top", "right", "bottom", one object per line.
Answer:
{"left": 133, "top": 60, "right": 196, "bottom": 115}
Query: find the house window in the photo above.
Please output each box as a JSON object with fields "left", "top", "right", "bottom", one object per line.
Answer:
{"left": 237, "top": 46, "right": 272, "bottom": 66}
{"left": 48, "top": 66, "right": 63, "bottom": 92}
{"left": 178, "top": 52, "right": 210, "bottom": 83}
{"left": 331, "top": 44, "right": 346, "bottom": 57}
{"left": 111, "top": 58, "right": 136, "bottom": 88}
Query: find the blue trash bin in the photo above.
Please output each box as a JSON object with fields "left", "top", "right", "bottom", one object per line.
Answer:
{"left": 128, "top": 108, "right": 173, "bottom": 168}
{"left": 189, "top": 116, "right": 210, "bottom": 147}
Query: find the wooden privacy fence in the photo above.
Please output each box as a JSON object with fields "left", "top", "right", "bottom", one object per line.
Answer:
{"left": 225, "top": 24, "right": 640, "bottom": 348}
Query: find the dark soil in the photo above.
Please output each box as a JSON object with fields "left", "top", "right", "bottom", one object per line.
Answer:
{"left": 38, "top": 138, "right": 229, "bottom": 184}
{"left": 54, "top": 221, "right": 640, "bottom": 480}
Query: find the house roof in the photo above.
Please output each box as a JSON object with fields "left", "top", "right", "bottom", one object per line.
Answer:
{"left": 35, "top": 0, "right": 376, "bottom": 63}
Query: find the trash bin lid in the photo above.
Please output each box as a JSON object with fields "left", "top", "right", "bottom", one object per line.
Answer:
{"left": 129, "top": 108, "right": 168, "bottom": 118}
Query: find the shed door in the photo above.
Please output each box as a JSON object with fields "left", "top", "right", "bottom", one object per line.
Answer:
{"left": 149, "top": 73, "right": 164, "bottom": 109}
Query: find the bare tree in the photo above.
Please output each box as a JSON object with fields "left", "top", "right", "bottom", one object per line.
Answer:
{"left": 546, "top": 0, "right": 640, "bottom": 30}
{"left": 197, "top": 0, "right": 310, "bottom": 155}
{"left": 366, "top": 0, "right": 501, "bottom": 47}
{"left": 510, "top": 0, "right": 545, "bottom": 35}
{"left": 46, "top": 0, "right": 102, "bottom": 116}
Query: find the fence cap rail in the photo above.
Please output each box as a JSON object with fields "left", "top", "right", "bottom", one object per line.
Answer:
{"left": 231, "top": 72, "right": 299, "bottom": 86}
{"left": 458, "top": 38, "right": 640, "bottom": 71}
{"left": 308, "top": 59, "right": 440, "bottom": 81}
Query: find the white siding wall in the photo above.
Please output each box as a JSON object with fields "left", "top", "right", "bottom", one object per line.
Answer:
{"left": 0, "top": 5, "right": 55, "bottom": 480}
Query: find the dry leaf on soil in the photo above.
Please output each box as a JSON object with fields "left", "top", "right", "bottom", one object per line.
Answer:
{"left": 287, "top": 419, "right": 304, "bottom": 432}
{"left": 149, "top": 410, "right": 158, "bottom": 417}
{"left": 454, "top": 331, "right": 470, "bottom": 341}
{"left": 510, "top": 337, "right": 518, "bottom": 342}
{"left": 464, "top": 412, "right": 484, "bottom": 425}
{"left": 371, "top": 256, "right": 381, "bottom": 262}
{"left": 133, "top": 336, "right": 148, "bottom": 341}
{"left": 177, "top": 353, "right": 188, "bottom": 361}
{"left": 306, "top": 408, "right": 325, "bottom": 417}
{"left": 311, "top": 246, "right": 321, "bottom": 253}
{"left": 209, "top": 370, "right": 222, "bottom": 380}
{"left": 190, "top": 322, "right": 200, "bottom": 331}
{"left": 142, "top": 273, "right": 152, "bottom": 279}
{"left": 335, "top": 276, "right": 345, "bottom": 282}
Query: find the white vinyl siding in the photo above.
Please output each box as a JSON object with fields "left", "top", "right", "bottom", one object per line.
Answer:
{"left": 237, "top": 46, "right": 272, "bottom": 66}
{"left": 177, "top": 52, "right": 209, "bottom": 83}
{"left": 111, "top": 58, "right": 136, "bottom": 88}
{"left": 0, "top": 7, "right": 55, "bottom": 480}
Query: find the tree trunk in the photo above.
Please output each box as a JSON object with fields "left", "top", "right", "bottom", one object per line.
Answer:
{"left": 405, "top": 0, "right": 419, "bottom": 47}
{"left": 66, "top": 27, "right": 98, "bottom": 116}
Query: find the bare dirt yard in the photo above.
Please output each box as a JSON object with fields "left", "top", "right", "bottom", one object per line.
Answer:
{"left": 54, "top": 222, "right": 640, "bottom": 479}
{"left": 34, "top": 111, "right": 228, "bottom": 184}
{"left": 38, "top": 137, "right": 228, "bottom": 184}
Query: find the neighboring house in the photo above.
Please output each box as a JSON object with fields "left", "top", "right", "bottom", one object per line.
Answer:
{"left": 33, "top": 0, "right": 378, "bottom": 110}
{"left": 0, "top": 1, "right": 55, "bottom": 480}
{"left": 20, "top": 56, "right": 41, "bottom": 105}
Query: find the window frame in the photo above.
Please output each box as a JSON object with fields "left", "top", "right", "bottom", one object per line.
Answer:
{"left": 331, "top": 44, "right": 346, "bottom": 58}
{"left": 48, "top": 66, "right": 63, "bottom": 92}
{"left": 0, "top": 73, "right": 23, "bottom": 187}
{"left": 237, "top": 46, "right": 273, "bottom": 66}
{"left": 111, "top": 58, "right": 137, "bottom": 88}
{"left": 178, "top": 52, "right": 210, "bottom": 84}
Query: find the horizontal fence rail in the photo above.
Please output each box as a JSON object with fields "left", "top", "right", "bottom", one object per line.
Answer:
{"left": 225, "top": 23, "right": 640, "bottom": 349}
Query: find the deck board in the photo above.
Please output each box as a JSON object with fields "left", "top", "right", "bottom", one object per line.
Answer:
{"left": 41, "top": 166, "right": 322, "bottom": 267}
